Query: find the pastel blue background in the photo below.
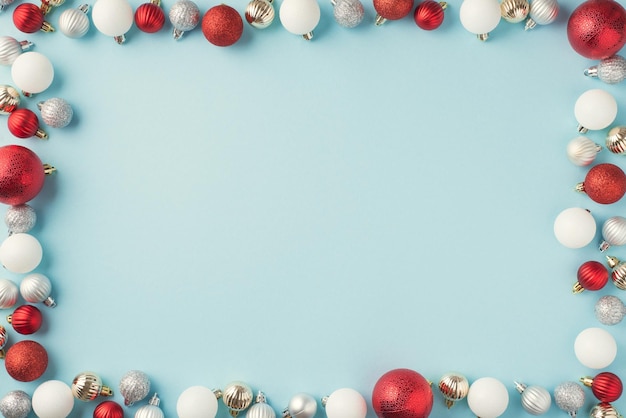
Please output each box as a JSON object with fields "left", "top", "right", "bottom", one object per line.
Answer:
{"left": 0, "top": 0, "right": 625, "bottom": 416}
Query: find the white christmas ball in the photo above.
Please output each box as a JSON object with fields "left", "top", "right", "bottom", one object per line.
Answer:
{"left": 467, "top": 377, "right": 509, "bottom": 418}
{"left": 32, "top": 381, "right": 74, "bottom": 418}
{"left": 0, "top": 233, "right": 43, "bottom": 274}
{"left": 574, "top": 89, "right": 618, "bottom": 131}
{"left": 11, "top": 52, "right": 54, "bottom": 95}
{"left": 177, "top": 386, "right": 219, "bottom": 418}
{"left": 553, "top": 207, "right": 596, "bottom": 249}
{"left": 279, "top": 0, "right": 320, "bottom": 36}
{"left": 92, "top": 0, "right": 134, "bottom": 37}
{"left": 324, "top": 388, "right": 366, "bottom": 418}
{"left": 574, "top": 327, "right": 617, "bottom": 369}
{"left": 459, "top": 0, "right": 501, "bottom": 35}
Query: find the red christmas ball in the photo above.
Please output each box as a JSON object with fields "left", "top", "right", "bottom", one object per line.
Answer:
{"left": 372, "top": 368, "right": 433, "bottom": 418}
{"left": 567, "top": 0, "right": 626, "bottom": 59}
{"left": 8, "top": 304, "right": 43, "bottom": 335}
{"left": 12, "top": 3, "right": 45, "bottom": 33}
{"left": 590, "top": 372, "right": 623, "bottom": 402}
{"left": 5, "top": 340, "right": 48, "bottom": 382}
{"left": 414, "top": 0, "right": 445, "bottom": 30}
{"left": 579, "top": 163, "right": 626, "bottom": 204}
{"left": 135, "top": 2, "right": 165, "bottom": 33}
{"left": 577, "top": 260, "right": 609, "bottom": 291}
{"left": 202, "top": 5, "right": 243, "bottom": 47}
{"left": 8, "top": 108, "right": 45, "bottom": 139}
{"left": 94, "top": 401, "right": 124, "bottom": 418}
{"left": 374, "top": 0, "right": 414, "bottom": 20}
{"left": 0, "top": 145, "right": 46, "bottom": 205}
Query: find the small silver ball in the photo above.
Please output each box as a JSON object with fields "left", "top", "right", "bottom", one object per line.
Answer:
{"left": 5, "top": 204, "right": 36, "bottom": 234}
{"left": 38, "top": 98, "right": 73, "bottom": 128}
{"left": 0, "top": 391, "right": 31, "bottom": 418}
{"left": 595, "top": 295, "right": 626, "bottom": 325}
{"left": 169, "top": 0, "right": 200, "bottom": 36}
{"left": 119, "top": 370, "right": 151, "bottom": 406}
{"left": 332, "top": 0, "right": 364, "bottom": 28}
{"left": 554, "top": 382, "right": 585, "bottom": 416}
{"left": 286, "top": 393, "right": 317, "bottom": 418}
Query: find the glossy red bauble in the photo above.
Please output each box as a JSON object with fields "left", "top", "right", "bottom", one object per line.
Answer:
{"left": 414, "top": 0, "right": 445, "bottom": 30}
{"left": 202, "top": 5, "right": 243, "bottom": 47}
{"left": 12, "top": 3, "right": 46, "bottom": 33}
{"left": 372, "top": 368, "right": 433, "bottom": 418}
{"left": 94, "top": 401, "right": 124, "bottom": 418}
{"left": 374, "top": 0, "right": 414, "bottom": 21}
{"left": 8, "top": 108, "right": 47, "bottom": 139}
{"left": 567, "top": 0, "right": 626, "bottom": 59}
{"left": 590, "top": 372, "right": 623, "bottom": 402}
{"left": 0, "top": 145, "right": 46, "bottom": 205}
{"left": 135, "top": 2, "right": 165, "bottom": 33}
{"left": 577, "top": 260, "right": 609, "bottom": 291}
{"left": 579, "top": 163, "right": 626, "bottom": 204}
{"left": 8, "top": 304, "right": 43, "bottom": 334}
{"left": 5, "top": 340, "right": 48, "bottom": 382}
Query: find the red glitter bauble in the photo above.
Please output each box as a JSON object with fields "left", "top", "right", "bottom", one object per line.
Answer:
{"left": 134, "top": 3, "right": 165, "bottom": 33}
{"left": 590, "top": 372, "right": 623, "bottom": 402}
{"left": 12, "top": 3, "right": 45, "bottom": 33}
{"left": 94, "top": 401, "right": 125, "bottom": 418}
{"left": 0, "top": 145, "right": 46, "bottom": 205}
{"left": 202, "top": 5, "right": 244, "bottom": 47}
{"left": 5, "top": 340, "right": 48, "bottom": 382}
{"left": 580, "top": 163, "right": 626, "bottom": 204}
{"left": 374, "top": 0, "right": 414, "bottom": 20}
{"left": 372, "top": 368, "right": 433, "bottom": 418}
{"left": 567, "top": 0, "right": 626, "bottom": 59}
{"left": 414, "top": 0, "right": 445, "bottom": 30}
{"left": 8, "top": 109, "right": 41, "bottom": 139}
{"left": 577, "top": 260, "right": 609, "bottom": 291}
{"left": 9, "top": 304, "right": 43, "bottom": 335}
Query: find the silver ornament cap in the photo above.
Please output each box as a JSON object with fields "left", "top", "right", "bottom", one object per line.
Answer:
{"left": 282, "top": 393, "right": 317, "bottom": 418}
{"left": 120, "top": 370, "right": 151, "bottom": 406}
{"left": 500, "top": 0, "right": 529, "bottom": 23}
{"left": 0, "top": 85, "right": 19, "bottom": 115}
{"left": 0, "top": 36, "right": 33, "bottom": 66}
{"left": 245, "top": 0, "right": 275, "bottom": 28}
{"left": 525, "top": 0, "right": 558, "bottom": 30}
{"left": 585, "top": 55, "right": 626, "bottom": 84}
{"left": 5, "top": 204, "right": 36, "bottom": 234}
{"left": 595, "top": 295, "right": 626, "bottom": 325}
{"left": 514, "top": 382, "right": 551, "bottom": 415}
{"left": 332, "top": 0, "right": 364, "bottom": 28}
{"left": 169, "top": 0, "right": 200, "bottom": 39}
{"left": 0, "top": 391, "right": 31, "bottom": 418}
{"left": 38, "top": 98, "right": 73, "bottom": 128}
{"left": 554, "top": 381, "right": 585, "bottom": 418}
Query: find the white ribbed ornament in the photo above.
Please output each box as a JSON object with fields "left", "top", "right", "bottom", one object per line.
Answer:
{"left": 246, "top": 392, "right": 275, "bottom": 418}
{"left": 585, "top": 55, "right": 626, "bottom": 84}
{"left": 0, "top": 278, "right": 18, "bottom": 309}
{"left": 136, "top": 394, "right": 164, "bottom": 418}
{"left": 0, "top": 36, "right": 32, "bottom": 66}
{"left": 58, "top": 5, "right": 90, "bottom": 38}
{"left": 600, "top": 216, "right": 626, "bottom": 252}
{"left": 514, "top": 382, "right": 551, "bottom": 415}
{"left": 524, "top": 0, "right": 558, "bottom": 29}
{"left": 566, "top": 136, "right": 601, "bottom": 166}
{"left": 20, "top": 273, "right": 56, "bottom": 307}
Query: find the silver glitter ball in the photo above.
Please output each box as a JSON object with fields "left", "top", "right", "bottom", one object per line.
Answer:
{"left": 524, "top": 0, "right": 558, "bottom": 29}
{"left": 332, "top": 0, "right": 364, "bottom": 28}
{"left": 585, "top": 55, "right": 626, "bottom": 84}
{"left": 515, "top": 382, "right": 551, "bottom": 415}
{"left": 119, "top": 370, "right": 150, "bottom": 406}
{"left": 0, "top": 85, "right": 19, "bottom": 115}
{"left": 500, "top": 0, "right": 529, "bottom": 23}
{"left": 58, "top": 5, "right": 90, "bottom": 38}
{"left": 5, "top": 204, "right": 36, "bottom": 234}
{"left": 0, "top": 391, "right": 31, "bottom": 418}
{"left": 595, "top": 295, "right": 626, "bottom": 325}
{"left": 554, "top": 382, "right": 585, "bottom": 417}
{"left": 245, "top": 0, "right": 275, "bottom": 29}
{"left": 0, "top": 36, "right": 33, "bottom": 66}
{"left": 567, "top": 136, "right": 601, "bottom": 166}
{"left": 38, "top": 98, "right": 73, "bottom": 128}
{"left": 169, "top": 0, "right": 200, "bottom": 40}
{"left": 0, "top": 279, "right": 18, "bottom": 309}
{"left": 606, "top": 126, "right": 626, "bottom": 155}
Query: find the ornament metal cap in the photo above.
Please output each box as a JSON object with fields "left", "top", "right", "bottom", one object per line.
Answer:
{"left": 607, "top": 255, "right": 620, "bottom": 269}
{"left": 572, "top": 281, "right": 585, "bottom": 294}
{"left": 374, "top": 13, "right": 386, "bottom": 25}
{"left": 114, "top": 35, "right": 126, "bottom": 44}
{"left": 524, "top": 17, "right": 536, "bottom": 30}
{"left": 43, "top": 163, "right": 56, "bottom": 175}
{"left": 302, "top": 31, "right": 313, "bottom": 40}
{"left": 477, "top": 32, "right": 489, "bottom": 41}
{"left": 580, "top": 377, "right": 594, "bottom": 387}
{"left": 514, "top": 381, "right": 527, "bottom": 393}
{"left": 320, "top": 396, "right": 328, "bottom": 407}
{"left": 577, "top": 124, "right": 589, "bottom": 134}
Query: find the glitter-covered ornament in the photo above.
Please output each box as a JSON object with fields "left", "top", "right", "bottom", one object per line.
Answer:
{"left": 524, "top": 0, "right": 557, "bottom": 29}
{"left": 590, "top": 402, "right": 622, "bottom": 418}
{"left": 607, "top": 256, "right": 626, "bottom": 290}
{"left": 283, "top": 393, "right": 317, "bottom": 418}
{"left": 372, "top": 368, "right": 433, "bottom": 418}
{"left": 554, "top": 382, "right": 585, "bottom": 417}
{"left": 135, "top": 0, "right": 165, "bottom": 32}
{"left": 567, "top": 137, "right": 601, "bottom": 166}
{"left": 7, "top": 305, "right": 42, "bottom": 334}
{"left": 169, "top": 0, "right": 200, "bottom": 39}
{"left": 72, "top": 372, "right": 114, "bottom": 401}
{"left": 222, "top": 382, "right": 253, "bottom": 417}
{"left": 568, "top": 0, "right": 626, "bottom": 59}
{"left": 576, "top": 163, "right": 626, "bottom": 204}
{"left": 332, "top": 0, "right": 364, "bottom": 28}
{"left": 574, "top": 260, "right": 608, "bottom": 293}
{"left": 37, "top": 98, "right": 73, "bottom": 128}
{"left": 0, "top": 391, "right": 31, "bottom": 418}
{"left": 582, "top": 372, "right": 623, "bottom": 403}
{"left": 5, "top": 204, "right": 36, "bottom": 234}
{"left": 414, "top": 0, "right": 445, "bottom": 29}
{"left": 595, "top": 295, "right": 626, "bottom": 325}
{"left": 5, "top": 340, "right": 48, "bottom": 382}
{"left": 374, "top": 0, "right": 414, "bottom": 25}
{"left": 119, "top": 370, "right": 150, "bottom": 406}
{"left": 600, "top": 216, "right": 626, "bottom": 251}
{"left": 58, "top": 5, "right": 90, "bottom": 38}
{"left": 8, "top": 109, "right": 48, "bottom": 139}
{"left": 0, "top": 278, "right": 18, "bottom": 309}
{"left": 0, "top": 145, "right": 53, "bottom": 205}
{"left": 606, "top": 127, "right": 626, "bottom": 155}
{"left": 245, "top": 0, "right": 275, "bottom": 28}
{"left": 202, "top": 4, "right": 244, "bottom": 46}
{"left": 20, "top": 273, "right": 55, "bottom": 307}
{"left": 12, "top": 4, "right": 54, "bottom": 33}
{"left": 437, "top": 373, "right": 468, "bottom": 409}
{"left": 0, "top": 36, "right": 32, "bottom": 66}
{"left": 500, "top": 0, "right": 528, "bottom": 23}
{"left": 514, "top": 382, "right": 551, "bottom": 416}
{"left": 585, "top": 55, "right": 626, "bottom": 84}
{"left": 136, "top": 394, "right": 164, "bottom": 418}
{"left": 246, "top": 392, "right": 276, "bottom": 418}
{"left": 0, "top": 85, "right": 19, "bottom": 115}
{"left": 93, "top": 401, "right": 124, "bottom": 418}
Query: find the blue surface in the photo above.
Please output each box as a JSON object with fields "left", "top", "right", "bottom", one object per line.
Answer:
{"left": 0, "top": 0, "right": 625, "bottom": 417}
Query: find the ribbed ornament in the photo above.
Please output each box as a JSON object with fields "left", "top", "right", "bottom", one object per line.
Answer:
{"left": 607, "top": 256, "right": 626, "bottom": 290}
{"left": 0, "top": 278, "right": 18, "bottom": 309}
{"left": 606, "top": 127, "right": 626, "bottom": 155}
{"left": 0, "top": 325, "right": 7, "bottom": 358}
{"left": 72, "top": 372, "right": 114, "bottom": 401}
{"left": 590, "top": 403, "right": 622, "bottom": 418}
{"left": 40, "top": 0, "right": 65, "bottom": 15}
{"left": 20, "top": 273, "right": 55, "bottom": 307}
{"left": 223, "top": 382, "right": 253, "bottom": 417}
{"left": 582, "top": 373, "right": 623, "bottom": 403}
{"left": 135, "top": 1, "right": 165, "bottom": 32}
{"left": 574, "top": 261, "right": 608, "bottom": 293}
{"left": 567, "top": 136, "right": 601, "bottom": 166}
{"left": 600, "top": 216, "right": 626, "bottom": 251}
{"left": 437, "top": 373, "right": 469, "bottom": 408}
{"left": 12, "top": 3, "right": 53, "bottom": 33}
{"left": 8, "top": 109, "right": 47, "bottom": 139}
{"left": 500, "top": 0, "right": 528, "bottom": 23}
{"left": 93, "top": 401, "right": 124, "bottom": 418}
{"left": 514, "top": 382, "right": 551, "bottom": 415}
{"left": 246, "top": 392, "right": 276, "bottom": 418}
{"left": 136, "top": 394, "right": 165, "bottom": 418}
{"left": 245, "top": 0, "right": 274, "bottom": 28}
{"left": 595, "top": 295, "right": 626, "bottom": 325}
{"left": 525, "top": 0, "right": 558, "bottom": 29}
{"left": 58, "top": 5, "right": 90, "bottom": 38}
{"left": 413, "top": 0, "right": 445, "bottom": 29}
{"left": 0, "top": 36, "right": 32, "bottom": 66}
{"left": 7, "top": 304, "right": 42, "bottom": 334}
{"left": 585, "top": 55, "right": 626, "bottom": 84}
{"left": 0, "top": 85, "right": 20, "bottom": 115}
